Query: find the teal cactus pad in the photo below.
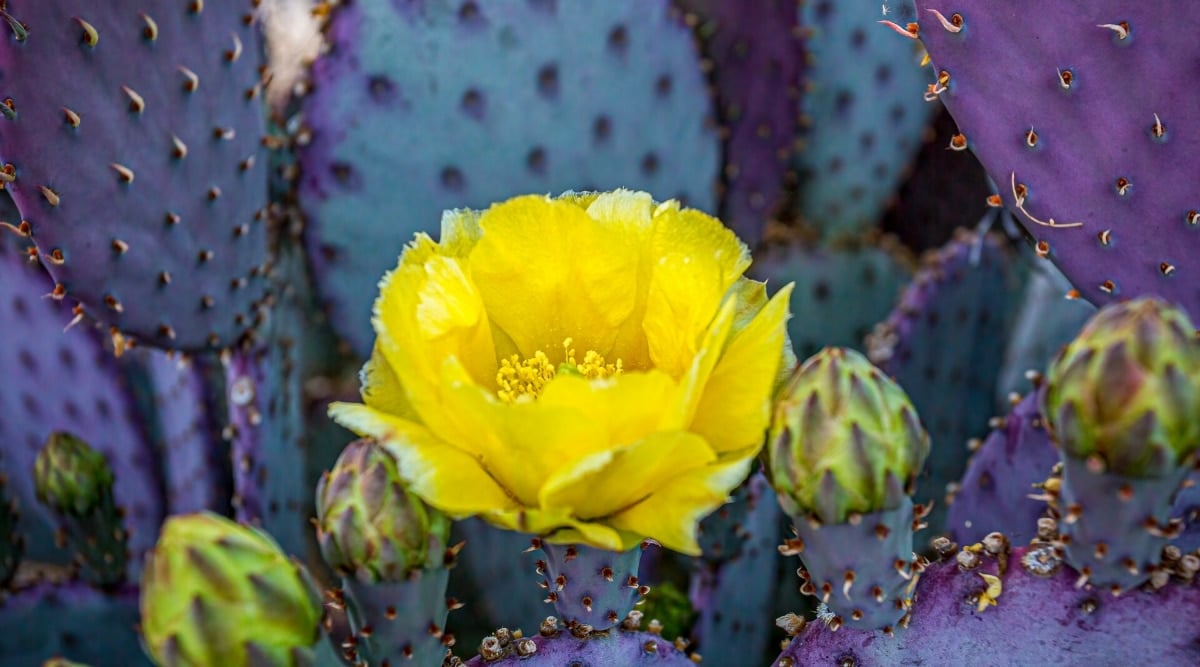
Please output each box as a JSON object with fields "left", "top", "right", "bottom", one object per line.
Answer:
{"left": 0, "top": 2, "right": 271, "bottom": 350}
{"left": 297, "top": 0, "right": 721, "bottom": 355}
{"left": 339, "top": 569, "right": 451, "bottom": 667}
{"left": 794, "top": 0, "right": 937, "bottom": 237}
{"left": 0, "top": 243, "right": 162, "bottom": 577}
{"left": 866, "top": 230, "right": 1024, "bottom": 534}
{"left": 750, "top": 236, "right": 913, "bottom": 360}
{"left": 449, "top": 519, "right": 546, "bottom": 639}
{"left": 689, "top": 472, "right": 784, "bottom": 665}
{"left": 0, "top": 582, "right": 151, "bottom": 667}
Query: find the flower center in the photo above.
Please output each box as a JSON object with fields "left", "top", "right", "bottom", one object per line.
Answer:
{"left": 496, "top": 338, "right": 623, "bottom": 402}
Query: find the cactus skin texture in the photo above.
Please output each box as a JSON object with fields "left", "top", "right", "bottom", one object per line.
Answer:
{"left": 794, "top": 0, "right": 937, "bottom": 237}
{"left": 1038, "top": 298, "right": 1200, "bottom": 591}
{"left": 947, "top": 389, "right": 1059, "bottom": 546}
{"left": 913, "top": 1, "right": 1200, "bottom": 320}
{"left": 0, "top": 580, "right": 150, "bottom": 667}
{"left": 687, "top": 472, "right": 782, "bottom": 665}
{"left": 34, "top": 432, "right": 129, "bottom": 587}
{"left": 749, "top": 236, "right": 914, "bottom": 360}
{"left": 463, "top": 613, "right": 698, "bottom": 666}
{"left": 675, "top": 0, "right": 805, "bottom": 247}
{"left": 315, "top": 439, "right": 454, "bottom": 667}
{"left": 296, "top": 0, "right": 720, "bottom": 355}
{"left": 535, "top": 541, "right": 645, "bottom": 632}
{"left": 0, "top": 1, "right": 271, "bottom": 350}
{"left": 772, "top": 543, "right": 1200, "bottom": 665}
{"left": 0, "top": 242, "right": 163, "bottom": 576}
{"left": 866, "top": 230, "right": 1024, "bottom": 534}
{"left": 139, "top": 512, "right": 324, "bottom": 667}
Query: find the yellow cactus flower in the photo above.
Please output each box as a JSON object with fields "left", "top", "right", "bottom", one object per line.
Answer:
{"left": 329, "top": 190, "right": 793, "bottom": 555}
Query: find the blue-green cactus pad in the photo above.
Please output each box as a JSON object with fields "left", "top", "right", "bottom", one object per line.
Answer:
{"left": 794, "top": 0, "right": 937, "bottom": 237}
{"left": 297, "top": 0, "right": 721, "bottom": 355}
{"left": 0, "top": 582, "right": 151, "bottom": 667}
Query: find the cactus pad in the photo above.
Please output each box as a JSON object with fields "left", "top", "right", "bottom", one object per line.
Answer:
{"left": 0, "top": 243, "right": 162, "bottom": 574}
{"left": 914, "top": 1, "right": 1200, "bottom": 319}
{"left": 297, "top": 0, "right": 721, "bottom": 355}
{"left": 772, "top": 544, "right": 1200, "bottom": 664}
{"left": 675, "top": 0, "right": 805, "bottom": 247}
{"left": 750, "top": 237, "right": 913, "bottom": 360}
{"left": 0, "top": 1, "right": 271, "bottom": 350}
{"left": 866, "top": 230, "right": 1023, "bottom": 533}
{"left": 464, "top": 615, "right": 698, "bottom": 666}
{"left": 0, "top": 582, "right": 150, "bottom": 667}
{"left": 794, "top": 0, "right": 937, "bottom": 237}
{"left": 947, "top": 390, "right": 1058, "bottom": 546}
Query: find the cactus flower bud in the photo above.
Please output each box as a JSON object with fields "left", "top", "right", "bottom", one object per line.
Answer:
{"left": 34, "top": 432, "right": 113, "bottom": 516}
{"left": 767, "top": 347, "right": 930, "bottom": 524}
{"left": 1043, "top": 297, "right": 1200, "bottom": 476}
{"left": 315, "top": 439, "right": 451, "bottom": 581}
{"left": 140, "top": 512, "right": 322, "bottom": 667}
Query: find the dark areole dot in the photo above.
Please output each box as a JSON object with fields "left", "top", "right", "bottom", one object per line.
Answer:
{"left": 329, "top": 162, "right": 361, "bottom": 190}
{"left": 834, "top": 89, "right": 854, "bottom": 116}
{"left": 96, "top": 397, "right": 112, "bottom": 419}
{"left": 458, "top": 1, "right": 483, "bottom": 24}
{"left": 849, "top": 185, "right": 866, "bottom": 200}
{"left": 875, "top": 64, "right": 892, "bottom": 85}
{"left": 873, "top": 163, "right": 889, "bottom": 179}
{"left": 860, "top": 131, "right": 876, "bottom": 151}
{"left": 813, "top": 281, "right": 831, "bottom": 301}
{"left": 641, "top": 152, "right": 659, "bottom": 176}
{"left": 923, "top": 364, "right": 937, "bottom": 382}
{"left": 862, "top": 264, "right": 877, "bottom": 286}
{"left": 58, "top": 345, "right": 76, "bottom": 369}
{"left": 64, "top": 400, "right": 81, "bottom": 420}
{"left": 607, "top": 25, "right": 629, "bottom": 55}
{"left": 537, "top": 63, "right": 559, "bottom": 98}
{"left": 21, "top": 393, "right": 39, "bottom": 417}
{"left": 827, "top": 156, "right": 843, "bottom": 174}
{"left": 593, "top": 115, "right": 612, "bottom": 143}
{"left": 527, "top": 0, "right": 556, "bottom": 13}
{"left": 366, "top": 75, "right": 397, "bottom": 104}
{"left": 890, "top": 103, "right": 907, "bottom": 124}
{"left": 526, "top": 147, "right": 547, "bottom": 174}
{"left": 17, "top": 348, "right": 36, "bottom": 373}
{"left": 850, "top": 29, "right": 866, "bottom": 49}
{"left": 11, "top": 295, "right": 26, "bottom": 316}
{"left": 461, "top": 88, "right": 485, "bottom": 120}
{"left": 441, "top": 166, "right": 466, "bottom": 192}
{"left": 814, "top": 0, "right": 835, "bottom": 22}
{"left": 655, "top": 74, "right": 672, "bottom": 97}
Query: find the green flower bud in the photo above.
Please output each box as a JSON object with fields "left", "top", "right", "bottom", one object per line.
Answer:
{"left": 34, "top": 432, "right": 113, "bottom": 516}
{"left": 315, "top": 439, "right": 451, "bottom": 581}
{"left": 767, "top": 347, "right": 930, "bottom": 524}
{"left": 1043, "top": 297, "right": 1200, "bottom": 476}
{"left": 140, "top": 512, "right": 322, "bottom": 667}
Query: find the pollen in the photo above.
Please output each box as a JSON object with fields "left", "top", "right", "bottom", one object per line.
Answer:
{"left": 496, "top": 338, "right": 623, "bottom": 402}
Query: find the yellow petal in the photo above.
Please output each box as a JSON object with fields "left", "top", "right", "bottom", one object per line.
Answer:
{"left": 537, "top": 370, "right": 681, "bottom": 450}
{"left": 668, "top": 296, "right": 737, "bottom": 428}
{"left": 690, "top": 283, "right": 794, "bottom": 453}
{"left": 326, "top": 403, "right": 518, "bottom": 515}
{"left": 469, "top": 195, "right": 640, "bottom": 361}
{"left": 439, "top": 207, "right": 483, "bottom": 258}
{"left": 538, "top": 431, "right": 716, "bottom": 520}
{"left": 359, "top": 342, "right": 419, "bottom": 422}
{"left": 608, "top": 456, "right": 754, "bottom": 556}
{"left": 486, "top": 508, "right": 636, "bottom": 552}
{"left": 643, "top": 202, "right": 750, "bottom": 379}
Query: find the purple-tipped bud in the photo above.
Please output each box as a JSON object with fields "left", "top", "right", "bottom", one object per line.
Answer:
{"left": 768, "top": 348, "right": 930, "bottom": 524}
{"left": 33, "top": 432, "right": 113, "bottom": 517}
{"left": 1043, "top": 297, "right": 1200, "bottom": 476}
{"left": 315, "top": 439, "right": 450, "bottom": 582}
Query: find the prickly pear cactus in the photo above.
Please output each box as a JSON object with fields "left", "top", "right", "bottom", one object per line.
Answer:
{"left": 0, "top": 581, "right": 150, "bottom": 667}
{"left": 913, "top": 1, "right": 1200, "bottom": 319}
{"left": 750, "top": 235, "right": 913, "bottom": 360}
{"left": 0, "top": 243, "right": 162, "bottom": 574}
{"left": 464, "top": 614, "right": 699, "bottom": 666}
{"left": 866, "top": 230, "right": 1024, "bottom": 533}
{"left": 0, "top": 1, "right": 272, "bottom": 350}
{"left": 947, "top": 389, "right": 1058, "bottom": 545}
{"left": 675, "top": 0, "right": 805, "bottom": 247}
{"left": 297, "top": 0, "right": 721, "bottom": 354}
{"left": 773, "top": 543, "right": 1200, "bottom": 664}
{"left": 794, "top": 0, "right": 937, "bottom": 237}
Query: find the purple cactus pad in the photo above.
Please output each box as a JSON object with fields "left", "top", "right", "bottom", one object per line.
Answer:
{"left": 675, "top": 0, "right": 805, "bottom": 247}
{"left": 914, "top": 1, "right": 1200, "bottom": 318}
{"left": 947, "top": 389, "right": 1059, "bottom": 546}
{"left": 772, "top": 545, "right": 1200, "bottom": 665}
{"left": 464, "top": 616, "right": 697, "bottom": 666}
{"left": 0, "top": 1, "right": 271, "bottom": 350}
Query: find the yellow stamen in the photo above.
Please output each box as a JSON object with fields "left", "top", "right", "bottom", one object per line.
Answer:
{"left": 496, "top": 339, "right": 623, "bottom": 402}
